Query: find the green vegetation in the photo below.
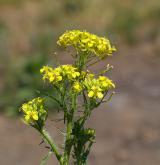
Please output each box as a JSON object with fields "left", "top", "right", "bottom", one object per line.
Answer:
{"left": 1, "top": 54, "right": 48, "bottom": 116}
{"left": 0, "top": 0, "right": 25, "bottom": 5}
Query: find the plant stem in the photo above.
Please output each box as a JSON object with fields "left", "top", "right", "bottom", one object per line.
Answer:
{"left": 63, "top": 94, "right": 77, "bottom": 164}
{"left": 63, "top": 120, "right": 72, "bottom": 164}
{"left": 40, "top": 129, "right": 63, "bottom": 164}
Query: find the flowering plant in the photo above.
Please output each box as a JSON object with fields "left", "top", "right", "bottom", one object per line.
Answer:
{"left": 20, "top": 30, "right": 116, "bottom": 165}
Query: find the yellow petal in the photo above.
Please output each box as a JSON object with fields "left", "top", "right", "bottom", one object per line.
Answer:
{"left": 25, "top": 115, "right": 30, "bottom": 122}
{"left": 57, "top": 76, "right": 62, "bottom": 81}
{"left": 40, "top": 68, "right": 44, "bottom": 73}
{"left": 97, "top": 92, "right": 103, "bottom": 99}
{"left": 88, "top": 91, "right": 94, "bottom": 98}
{"left": 99, "top": 76, "right": 106, "bottom": 81}
{"left": 25, "top": 110, "right": 31, "bottom": 115}
{"left": 72, "top": 73, "right": 76, "bottom": 78}
{"left": 76, "top": 72, "right": 80, "bottom": 76}
{"left": 102, "top": 82, "right": 108, "bottom": 87}
{"left": 49, "top": 76, "right": 54, "bottom": 82}
{"left": 32, "top": 113, "right": 38, "bottom": 121}
{"left": 22, "top": 104, "right": 28, "bottom": 112}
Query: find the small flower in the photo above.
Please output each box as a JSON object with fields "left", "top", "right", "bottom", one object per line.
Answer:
{"left": 25, "top": 110, "right": 38, "bottom": 122}
{"left": 88, "top": 91, "right": 94, "bottom": 97}
{"left": 98, "top": 76, "right": 115, "bottom": 90}
{"left": 20, "top": 97, "right": 47, "bottom": 126}
{"left": 60, "top": 65, "right": 80, "bottom": 80}
{"left": 40, "top": 65, "right": 80, "bottom": 84}
{"left": 73, "top": 81, "right": 83, "bottom": 93}
{"left": 88, "top": 86, "right": 103, "bottom": 99}
{"left": 84, "top": 73, "right": 115, "bottom": 99}
{"left": 40, "top": 66, "right": 63, "bottom": 83}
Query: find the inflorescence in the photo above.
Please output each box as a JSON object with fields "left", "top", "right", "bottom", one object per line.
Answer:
{"left": 20, "top": 97, "right": 47, "bottom": 126}
{"left": 57, "top": 30, "right": 116, "bottom": 59}
{"left": 20, "top": 30, "right": 116, "bottom": 124}
{"left": 40, "top": 64, "right": 115, "bottom": 99}
{"left": 20, "top": 29, "right": 117, "bottom": 165}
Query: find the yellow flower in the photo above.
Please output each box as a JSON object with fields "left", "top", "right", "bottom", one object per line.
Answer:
{"left": 84, "top": 74, "right": 115, "bottom": 99}
{"left": 25, "top": 110, "right": 38, "bottom": 122}
{"left": 97, "top": 92, "right": 103, "bottom": 99}
{"left": 60, "top": 65, "right": 80, "bottom": 80}
{"left": 88, "top": 91, "right": 94, "bottom": 97}
{"left": 22, "top": 103, "right": 29, "bottom": 113}
{"left": 88, "top": 86, "right": 103, "bottom": 99}
{"left": 57, "top": 30, "right": 116, "bottom": 59}
{"left": 98, "top": 76, "right": 115, "bottom": 90}
{"left": 20, "top": 97, "right": 47, "bottom": 125}
{"left": 40, "top": 66, "right": 63, "bottom": 84}
{"left": 88, "top": 90, "right": 103, "bottom": 99}
{"left": 73, "top": 82, "right": 83, "bottom": 93}
{"left": 40, "top": 65, "right": 80, "bottom": 84}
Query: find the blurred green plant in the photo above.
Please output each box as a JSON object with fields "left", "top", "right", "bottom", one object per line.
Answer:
{"left": 0, "top": 54, "right": 48, "bottom": 116}
{"left": 143, "top": 7, "right": 160, "bottom": 41}
{"left": 31, "top": 29, "right": 58, "bottom": 55}
{"left": 108, "top": 4, "right": 160, "bottom": 44}
{"left": 0, "top": 0, "right": 25, "bottom": 5}
{"left": 0, "top": 21, "right": 6, "bottom": 32}
{"left": 63, "top": 0, "right": 85, "bottom": 14}
{"left": 0, "top": 20, "right": 8, "bottom": 55}
{"left": 108, "top": 8, "right": 140, "bottom": 44}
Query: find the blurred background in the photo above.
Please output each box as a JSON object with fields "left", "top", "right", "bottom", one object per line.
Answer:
{"left": 0, "top": 0, "right": 160, "bottom": 164}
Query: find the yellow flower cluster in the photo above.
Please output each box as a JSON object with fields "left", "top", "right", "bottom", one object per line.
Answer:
{"left": 57, "top": 30, "right": 116, "bottom": 58}
{"left": 60, "top": 65, "right": 80, "bottom": 80}
{"left": 73, "top": 81, "right": 83, "bottom": 93}
{"left": 21, "top": 97, "right": 47, "bottom": 124}
{"left": 40, "top": 65, "right": 115, "bottom": 98}
{"left": 40, "top": 65, "right": 80, "bottom": 84}
{"left": 98, "top": 76, "right": 115, "bottom": 90}
{"left": 40, "top": 66, "right": 62, "bottom": 83}
{"left": 84, "top": 75, "right": 115, "bottom": 99}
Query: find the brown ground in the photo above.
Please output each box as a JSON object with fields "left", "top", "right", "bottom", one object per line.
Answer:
{"left": 0, "top": 42, "right": 160, "bottom": 165}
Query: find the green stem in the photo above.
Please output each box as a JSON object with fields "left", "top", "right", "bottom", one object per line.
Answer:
{"left": 63, "top": 94, "right": 77, "bottom": 164}
{"left": 40, "top": 129, "right": 63, "bottom": 164}
{"left": 64, "top": 120, "right": 72, "bottom": 164}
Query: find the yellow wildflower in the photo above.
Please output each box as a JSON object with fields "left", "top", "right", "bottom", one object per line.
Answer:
{"left": 57, "top": 30, "right": 116, "bottom": 59}
{"left": 40, "top": 66, "right": 62, "bottom": 83}
{"left": 40, "top": 65, "right": 80, "bottom": 84}
{"left": 84, "top": 74, "right": 115, "bottom": 99}
{"left": 98, "top": 76, "right": 115, "bottom": 90}
{"left": 25, "top": 110, "right": 38, "bottom": 122}
{"left": 88, "top": 86, "right": 103, "bottom": 99}
{"left": 73, "top": 81, "right": 83, "bottom": 93}
{"left": 20, "top": 97, "right": 47, "bottom": 125}
{"left": 60, "top": 65, "right": 80, "bottom": 80}
{"left": 88, "top": 91, "right": 94, "bottom": 97}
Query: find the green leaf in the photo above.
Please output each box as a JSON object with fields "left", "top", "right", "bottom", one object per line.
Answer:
{"left": 40, "top": 151, "right": 52, "bottom": 165}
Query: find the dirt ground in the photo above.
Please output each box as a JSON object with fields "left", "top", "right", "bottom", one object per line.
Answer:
{"left": 0, "top": 42, "right": 160, "bottom": 165}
